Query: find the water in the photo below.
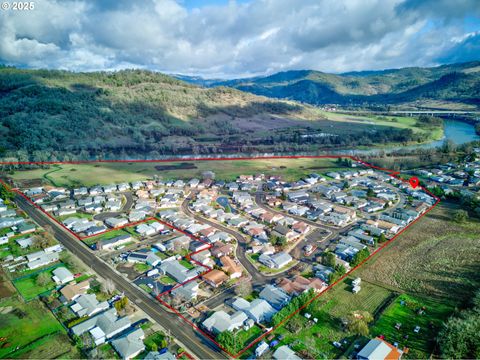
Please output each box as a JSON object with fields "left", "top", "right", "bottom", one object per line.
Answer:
{"left": 338, "top": 119, "right": 480, "bottom": 156}
{"left": 417, "top": 119, "right": 480, "bottom": 148}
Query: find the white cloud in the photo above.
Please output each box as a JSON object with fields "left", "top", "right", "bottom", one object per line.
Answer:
{"left": 0, "top": 0, "right": 478, "bottom": 77}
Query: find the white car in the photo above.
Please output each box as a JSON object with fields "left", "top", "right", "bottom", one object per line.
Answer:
{"left": 414, "top": 325, "right": 421, "bottom": 333}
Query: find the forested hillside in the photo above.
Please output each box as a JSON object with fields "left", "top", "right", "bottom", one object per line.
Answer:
{"left": 187, "top": 61, "right": 480, "bottom": 108}
{"left": 0, "top": 66, "right": 433, "bottom": 161}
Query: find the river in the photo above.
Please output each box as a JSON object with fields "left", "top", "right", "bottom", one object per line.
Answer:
{"left": 339, "top": 119, "right": 480, "bottom": 156}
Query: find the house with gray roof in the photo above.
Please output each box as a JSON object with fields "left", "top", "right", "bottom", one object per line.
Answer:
{"left": 111, "top": 328, "right": 145, "bottom": 360}
{"left": 231, "top": 297, "right": 277, "bottom": 323}
{"left": 27, "top": 251, "right": 59, "bottom": 269}
{"left": 144, "top": 351, "right": 176, "bottom": 360}
{"left": 273, "top": 345, "right": 301, "bottom": 360}
{"left": 70, "top": 308, "right": 131, "bottom": 345}
{"left": 52, "top": 267, "right": 74, "bottom": 285}
{"left": 70, "top": 293, "right": 109, "bottom": 317}
{"left": 259, "top": 252, "right": 292, "bottom": 269}
{"left": 159, "top": 260, "right": 201, "bottom": 283}
{"left": 171, "top": 281, "right": 199, "bottom": 301}
{"left": 202, "top": 310, "right": 248, "bottom": 334}
{"left": 259, "top": 285, "right": 290, "bottom": 310}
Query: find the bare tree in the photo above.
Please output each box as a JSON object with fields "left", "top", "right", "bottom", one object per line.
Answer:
{"left": 101, "top": 278, "right": 116, "bottom": 294}
{"left": 234, "top": 280, "right": 253, "bottom": 297}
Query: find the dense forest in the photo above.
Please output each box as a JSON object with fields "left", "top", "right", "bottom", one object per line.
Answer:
{"left": 183, "top": 61, "right": 480, "bottom": 108}
{"left": 438, "top": 289, "right": 480, "bottom": 358}
{"left": 0, "top": 66, "right": 431, "bottom": 161}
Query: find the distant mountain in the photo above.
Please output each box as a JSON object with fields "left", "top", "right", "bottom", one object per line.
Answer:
{"left": 178, "top": 61, "right": 480, "bottom": 108}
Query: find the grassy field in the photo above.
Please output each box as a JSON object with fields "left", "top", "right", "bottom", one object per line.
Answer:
{"left": 8, "top": 333, "right": 79, "bottom": 359}
{"left": 0, "top": 298, "right": 67, "bottom": 358}
{"left": 8, "top": 158, "right": 348, "bottom": 187}
{"left": 371, "top": 294, "right": 453, "bottom": 359}
{"left": 318, "top": 111, "right": 444, "bottom": 142}
{"left": 271, "top": 278, "right": 395, "bottom": 359}
{"left": 355, "top": 202, "right": 480, "bottom": 306}
{"left": 82, "top": 228, "right": 133, "bottom": 245}
{"left": 13, "top": 268, "right": 58, "bottom": 301}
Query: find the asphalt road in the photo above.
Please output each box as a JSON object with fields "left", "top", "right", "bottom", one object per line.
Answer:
{"left": 93, "top": 191, "right": 134, "bottom": 221}
{"left": 181, "top": 196, "right": 267, "bottom": 285}
{"left": 15, "top": 194, "right": 224, "bottom": 360}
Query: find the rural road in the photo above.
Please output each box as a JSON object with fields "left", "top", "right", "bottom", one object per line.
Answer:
{"left": 15, "top": 194, "right": 225, "bottom": 360}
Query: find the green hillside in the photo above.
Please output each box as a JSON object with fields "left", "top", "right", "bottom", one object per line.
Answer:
{"left": 200, "top": 61, "right": 480, "bottom": 108}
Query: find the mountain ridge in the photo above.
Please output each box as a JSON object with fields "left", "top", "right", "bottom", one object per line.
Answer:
{"left": 177, "top": 61, "right": 480, "bottom": 108}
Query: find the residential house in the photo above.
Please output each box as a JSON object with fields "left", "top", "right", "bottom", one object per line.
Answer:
{"left": 232, "top": 297, "right": 277, "bottom": 323}
{"left": 60, "top": 280, "right": 90, "bottom": 302}
{"left": 52, "top": 267, "right": 74, "bottom": 285}
{"left": 202, "top": 270, "right": 229, "bottom": 288}
{"left": 259, "top": 285, "right": 290, "bottom": 310}
{"left": 70, "top": 293, "right": 109, "bottom": 317}
{"left": 202, "top": 310, "right": 248, "bottom": 334}
{"left": 111, "top": 328, "right": 145, "bottom": 360}
{"left": 211, "top": 242, "right": 233, "bottom": 258}
{"left": 220, "top": 256, "right": 242, "bottom": 279}
{"left": 357, "top": 337, "right": 403, "bottom": 360}
{"left": 97, "top": 234, "right": 133, "bottom": 251}
{"left": 273, "top": 345, "right": 301, "bottom": 360}
{"left": 105, "top": 217, "right": 129, "bottom": 228}
{"left": 171, "top": 281, "right": 199, "bottom": 301}
{"left": 70, "top": 308, "right": 131, "bottom": 345}
{"left": 259, "top": 252, "right": 292, "bottom": 269}
{"left": 159, "top": 260, "right": 201, "bottom": 283}
{"left": 279, "top": 275, "right": 327, "bottom": 295}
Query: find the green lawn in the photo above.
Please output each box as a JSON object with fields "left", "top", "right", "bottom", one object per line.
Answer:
{"left": 134, "top": 263, "right": 151, "bottom": 273}
{"left": 159, "top": 276, "right": 176, "bottom": 285}
{"left": 97, "top": 343, "right": 120, "bottom": 359}
{"left": 317, "top": 111, "right": 443, "bottom": 143}
{"left": 179, "top": 259, "right": 195, "bottom": 270}
{"left": 0, "top": 299, "right": 67, "bottom": 358}
{"left": 219, "top": 325, "right": 263, "bottom": 355}
{"left": 371, "top": 294, "right": 454, "bottom": 359}
{"left": 13, "top": 268, "right": 59, "bottom": 301}
{"left": 82, "top": 228, "right": 132, "bottom": 246}
{"left": 56, "top": 212, "right": 93, "bottom": 223}
{"left": 144, "top": 331, "right": 166, "bottom": 351}
{"left": 10, "top": 158, "right": 348, "bottom": 187}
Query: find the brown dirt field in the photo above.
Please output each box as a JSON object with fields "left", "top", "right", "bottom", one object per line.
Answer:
{"left": 0, "top": 270, "right": 15, "bottom": 299}
{"left": 356, "top": 202, "right": 480, "bottom": 306}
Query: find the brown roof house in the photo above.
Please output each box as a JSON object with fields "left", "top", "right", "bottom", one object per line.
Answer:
{"left": 202, "top": 269, "right": 229, "bottom": 288}
{"left": 60, "top": 280, "right": 90, "bottom": 302}
{"left": 220, "top": 256, "right": 242, "bottom": 279}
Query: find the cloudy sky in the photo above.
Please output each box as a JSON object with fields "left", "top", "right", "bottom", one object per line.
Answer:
{"left": 1, "top": 0, "right": 479, "bottom": 78}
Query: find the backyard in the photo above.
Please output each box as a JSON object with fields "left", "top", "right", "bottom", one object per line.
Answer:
{"left": 13, "top": 265, "right": 63, "bottom": 301}
{"left": 371, "top": 294, "right": 454, "bottom": 359}
{"left": 268, "top": 278, "right": 395, "bottom": 359}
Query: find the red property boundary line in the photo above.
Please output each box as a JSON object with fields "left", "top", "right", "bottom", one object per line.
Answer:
{"left": 0, "top": 155, "right": 440, "bottom": 358}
